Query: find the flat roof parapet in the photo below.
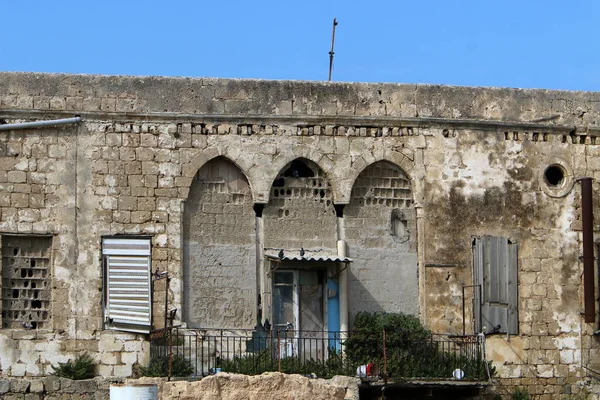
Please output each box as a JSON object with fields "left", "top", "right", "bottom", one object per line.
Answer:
{"left": 1, "top": 72, "right": 599, "bottom": 127}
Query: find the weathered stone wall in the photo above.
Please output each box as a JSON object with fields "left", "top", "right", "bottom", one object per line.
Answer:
{"left": 1, "top": 72, "right": 600, "bottom": 398}
{"left": 0, "top": 376, "right": 129, "bottom": 400}
{"left": 263, "top": 159, "right": 337, "bottom": 253}
{"left": 420, "top": 124, "right": 587, "bottom": 392}
{"left": 0, "top": 372, "right": 359, "bottom": 400}
{"left": 183, "top": 157, "right": 256, "bottom": 328}
{"left": 0, "top": 374, "right": 359, "bottom": 400}
{"left": 128, "top": 373, "right": 357, "bottom": 400}
{"left": 421, "top": 127, "right": 544, "bottom": 334}
{"left": 345, "top": 161, "right": 418, "bottom": 317}
{"left": 0, "top": 376, "right": 122, "bottom": 400}
{"left": 0, "top": 329, "right": 148, "bottom": 377}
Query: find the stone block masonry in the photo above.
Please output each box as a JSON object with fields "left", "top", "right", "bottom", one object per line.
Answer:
{"left": 1, "top": 72, "right": 600, "bottom": 398}
{"left": 0, "top": 373, "right": 360, "bottom": 400}
{"left": 0, "top": 376, "right": 117, "bottom": 400}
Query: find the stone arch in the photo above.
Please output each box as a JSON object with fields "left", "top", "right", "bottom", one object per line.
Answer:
{"left": 263, "top": 157, "right": 337, "bottom": 253}
{"left": 182, "top": 145, "right": 257, "bottom": 202}
{"left": 337, "top": 150, "right": 415, "bottom": 204}
{"left": 349, "top": 160, "right": 414, "bottom": 210}
{"left": 256, "top": 147, "right": 333, "bottom": 204}
{"left": 345, "top": 159, "right": 418, "bottom": 323}
{"left": 182, "top": 156, "right": 256, "bottom": 328}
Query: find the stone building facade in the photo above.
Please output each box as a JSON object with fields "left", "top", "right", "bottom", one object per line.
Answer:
{"left": 0, "top": 72, "right": 599, "bottom": 397}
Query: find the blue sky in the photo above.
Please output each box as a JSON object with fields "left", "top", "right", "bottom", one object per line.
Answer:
{"left": 2, "top": 1, "right": 599, "bottom": 91}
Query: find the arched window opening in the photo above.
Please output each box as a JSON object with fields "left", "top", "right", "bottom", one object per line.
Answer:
{"left": 283, "top": 160, "right": 315, "bottom": 178}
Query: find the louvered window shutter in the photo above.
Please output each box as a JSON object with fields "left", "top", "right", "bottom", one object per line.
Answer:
{"left": 102, "top": 238, "right": 152, "bottom": 334}
{"left": 474, "top": 236, "right": 518, "bottom": 335}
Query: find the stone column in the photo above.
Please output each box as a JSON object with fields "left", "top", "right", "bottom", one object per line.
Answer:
{"left": 336, "top": 207, "right": 348, "bottom": 333}
{"left": 254, "top": 204, "right": 267, "bottom": 324}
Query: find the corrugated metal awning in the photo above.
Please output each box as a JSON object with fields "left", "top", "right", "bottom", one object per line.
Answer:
{"left": 265, "top": 253, "right": 352, "bottom": 263}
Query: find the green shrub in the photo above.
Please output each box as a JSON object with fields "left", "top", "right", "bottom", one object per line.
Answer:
{"left": 140, "top": 354, "right": 194, "bottom": 377}
{"left": 344, "top": 312, "right": 493, "bottom": 380}
{"left": 345, "top": 312, "right": 431, "bottom": 372}
{"left": 219, "top": 348, "right": 352, "bottom": 379}
{"left": 512, "top": 387, "right": 530, "bottom": 400}
{"left": 154, "top": 312, "right": 493, "bottom": 381}
{"left": 218, "top": 312, "right": 494, "bottom": 381}
{"left": 219, "top": 349, "right": 272, "bottom": 375}
{"left": 52, "top": 353, "right": 96, "bottom": 380}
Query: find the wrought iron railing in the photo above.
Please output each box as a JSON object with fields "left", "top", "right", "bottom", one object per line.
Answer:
{"left": 147, "top": 328, "right": 492, "bottom": 381}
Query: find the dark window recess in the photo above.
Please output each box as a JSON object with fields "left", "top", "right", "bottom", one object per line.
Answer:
{"left": 283, "top": 160, "right": 315, "bottom": 178}
{"left": 544, "top": 165, "right": 565, "bottom": 187}
{"left": 473, "top": 236, "right": 518, "bottom": 335}
{"left": 273, "top": 178, "right": 285, "bottom": 187}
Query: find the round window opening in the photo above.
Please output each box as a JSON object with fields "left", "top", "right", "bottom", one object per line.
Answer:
{"left": 544, "top": 165, "right": 566, "bottom": 187}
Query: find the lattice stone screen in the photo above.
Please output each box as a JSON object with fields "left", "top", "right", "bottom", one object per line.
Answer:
{"left": 350, "top": 161, "right": 413, "bottom": 208}
{"left": 1, "top": 235, "right": 52, "bottom": 329}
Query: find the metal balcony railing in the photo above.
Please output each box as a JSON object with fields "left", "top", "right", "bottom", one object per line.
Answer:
{"left": 147, "top": 327, "right": 492, "bottom": 382}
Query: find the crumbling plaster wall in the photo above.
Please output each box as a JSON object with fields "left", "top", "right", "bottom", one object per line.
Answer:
{"left": 419, "top": 126, "right": 599, "bottom": 397}
{"left": 345, "top": 161, "right": 418, "bottom": 317}
{"left": 183, "top": 157, "right": 256, "bottom": 328}
{"left": 0, "top": 73, "right": 599, "bottom": 396}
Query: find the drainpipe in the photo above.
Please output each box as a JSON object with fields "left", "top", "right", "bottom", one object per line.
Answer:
{"left": 0, "top": 116, "right": 81, "bottom": 131}
{"left": 578, "top": 178, "right": 595, "bottom": 323}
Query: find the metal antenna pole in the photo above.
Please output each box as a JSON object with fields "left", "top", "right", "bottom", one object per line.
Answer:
{"left": 328, "top": 18, "right": 338, "bottom": 81}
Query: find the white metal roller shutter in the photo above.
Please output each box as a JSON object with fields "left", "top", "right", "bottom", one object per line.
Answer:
{"left": 102, "top": 238, "right": 151, "bottom": 333}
